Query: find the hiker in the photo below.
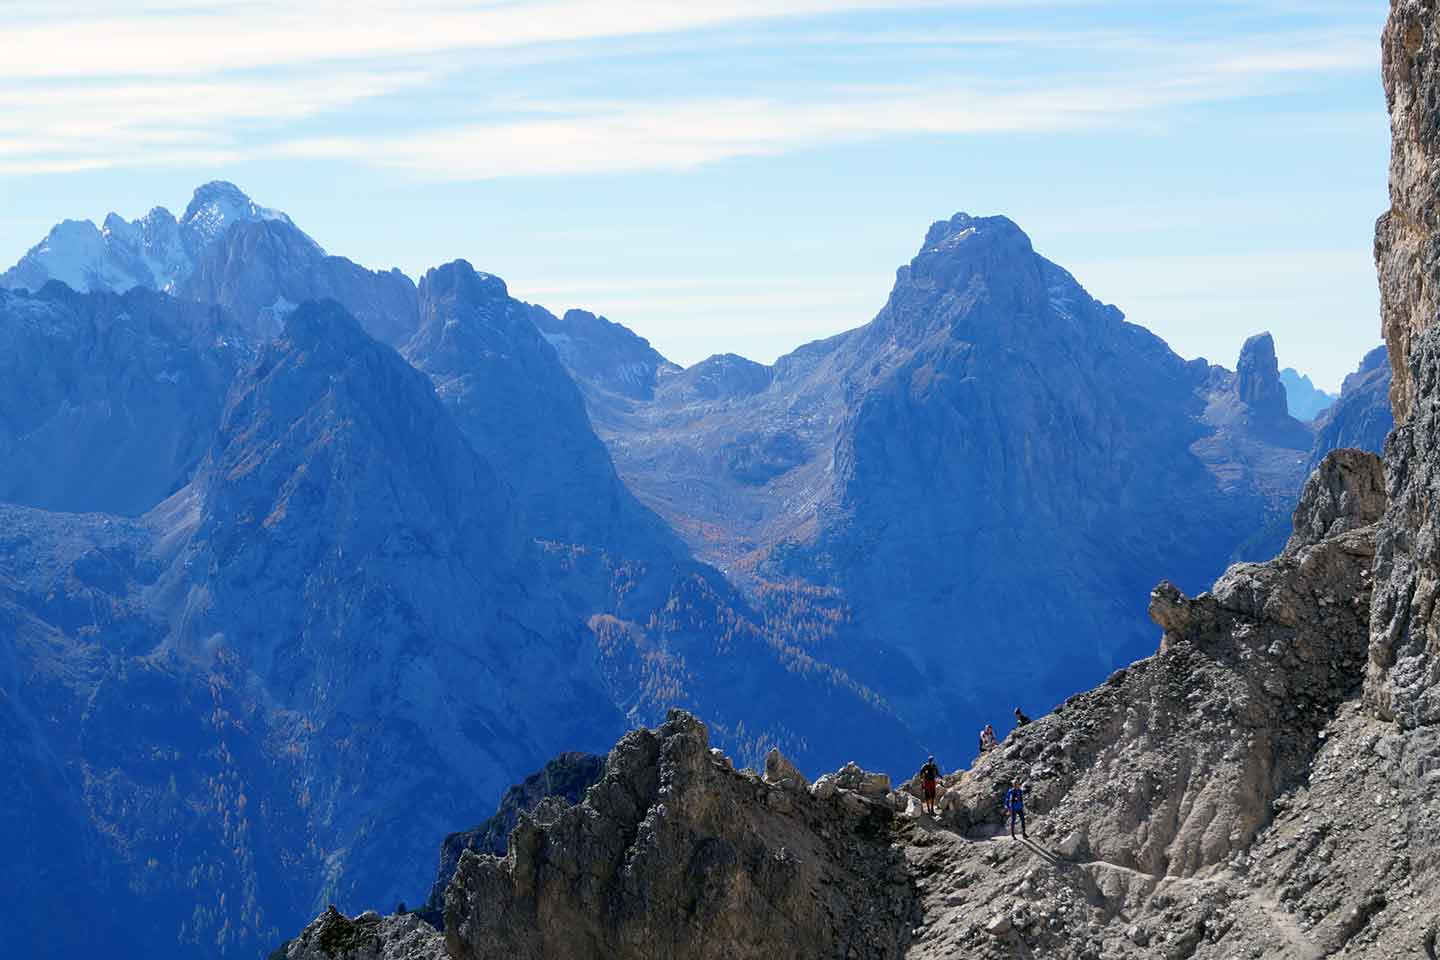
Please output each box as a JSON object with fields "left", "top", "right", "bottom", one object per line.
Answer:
{"left": 1004, "top": 779, "right": 1027, "bottom": 838}
{"left": 919, "top": 755, "right": 940, "bottom": 815}
{"left": 1013, "top": 707, "right": 1031, "bottom": 728}
{"left": 982, "top": 723, "right": 997, "bottom": 751}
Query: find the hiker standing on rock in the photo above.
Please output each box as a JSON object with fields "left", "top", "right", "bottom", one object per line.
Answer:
{"left": 982, "top": 724, "right": 997, "bottom": 751}
{"left": 920, "top": 755, "right": 940, "bottom": 815}
{"left": 1005, "top": 779, "right": 1027, "bottom": 839}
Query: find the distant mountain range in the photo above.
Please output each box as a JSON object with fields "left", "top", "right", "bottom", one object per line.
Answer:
{"left": 1280, "top": 366, "right": 1338, "bottom": 421}
{"left": 0, "top": 184, "right": 1391, "bottom": 960}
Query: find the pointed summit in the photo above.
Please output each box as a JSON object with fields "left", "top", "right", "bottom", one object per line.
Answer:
{"left": 1235, "top": 331, "right": 1288, "bottom": 419}
{"left": 179, "top": 181, "right": 321, "bottom": 255}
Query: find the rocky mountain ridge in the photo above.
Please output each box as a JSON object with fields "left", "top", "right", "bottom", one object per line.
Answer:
{"left": 276, "top": 1, "right": 1440, "bottom": 957}
{"left": 281, "top": 444, "right": 1435, "bottom": 960}
{"left": 565, "top": 214, "right": 1326, "bottom": 759}
{"left": 0, "top": 288, "right": 914, "bottom": 960}
{"left": 0, "top": 181, "right": 318, "bottom": 296}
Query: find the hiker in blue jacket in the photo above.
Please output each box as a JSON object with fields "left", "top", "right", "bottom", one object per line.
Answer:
{"left": 1004, "top": 779, "right": 1027, "bottom": 839}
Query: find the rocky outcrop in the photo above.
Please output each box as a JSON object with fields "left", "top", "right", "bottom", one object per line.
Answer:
{"left": 1368, "top": 324, "right": 1440, "bottom": 726}
{"left": 1234, "top": 332, "right": 1290, "bottom": 420}
{"left": 1370, "top": 0, "right": 1440, "bottom": 730}
{"left": 1376, "top": 0, "right": 1440, "bottom": 424}
{"left": 282, "top": 441, "right": 1435, "bottom": 957}
{"left": 276, "top": 907, "right": 443, "bottom": 960}
{"left": 300, "top": 445, "right": 1428, "bottom": 955}
{"left": 1286, "top": 448, "right": 1387, "bottom": 551}
{"left": 422, "top": 752, "right": 606, "bottom": 920}
{"left": 443, "top": 712, "right": 919, "bottom": 960}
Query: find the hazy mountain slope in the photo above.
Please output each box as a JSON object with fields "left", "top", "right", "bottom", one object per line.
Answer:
{"left": 179, "top": 218, "right": 419, "bottom": 346}
{"left": 1279, "top": 366, "right": 1336, "bottom": 420}
{"left": 404, "top": 262, "right": 674, "bottom": 554}
{"left": 0, "top": 283, "right": 249, "bottom": 516}
{"left": 564, "top": 216, "right": 1314, "bottom": 756}
{"left": 400, "top": 260, "right": 916, "bottom": 770}
{"left": 1307, "top": 345, "right": 1392, "bottom": 475}
{"left": 0, "top": 181, "right": 418, "bottom": 348}
{"left": 0, "top": 293, "right": 917, "bottom": 960}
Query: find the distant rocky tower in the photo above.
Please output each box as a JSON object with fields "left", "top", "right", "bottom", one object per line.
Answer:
{"left": 1234, "top": 332, "right": 1289, "bottom": 419}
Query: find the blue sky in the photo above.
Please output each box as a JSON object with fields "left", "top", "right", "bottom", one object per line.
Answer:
{"left": 0, "top": 0, "right": 1389, "bottom": 389}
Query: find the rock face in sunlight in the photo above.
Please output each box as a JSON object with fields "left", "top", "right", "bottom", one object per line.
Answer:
{"left": 1370, "top": 0, "right": 1440, "bottom": 730}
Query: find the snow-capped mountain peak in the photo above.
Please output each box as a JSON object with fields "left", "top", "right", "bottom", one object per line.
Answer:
{"left": 0, "top": 182, "right": 321, "bottom": 296}
{"left": 178, "top": 180, "right": 321, "bottom": 254}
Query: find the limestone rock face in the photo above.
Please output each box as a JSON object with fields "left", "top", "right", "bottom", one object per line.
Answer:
{"left": 1370, "top": 0, "right": 1440, "bottom": 728}
{"left": 1377, "top": 0, "right": 1440, "bottom": 423}
{"left": 422, "top": 752, "right": 607, "bottom": 919}
{"left": 1368, "top": 324, "right": 1440, "bottom": 725}
{"left": 1286, "top": 448, "right": 1387, "bottom": 552}
{"left": 444, "top": 711, "right": 920, "bottom": 960}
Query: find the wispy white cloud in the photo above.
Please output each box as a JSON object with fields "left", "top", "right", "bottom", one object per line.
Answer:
{"left": 0, "top": 0, "right": 1026, "bottom": 79}
{"left": 0, "top": 2, "right": 1379, "bottom": 178}
{"left": 269, "top": 35, "right": 1375, "bottom": 181}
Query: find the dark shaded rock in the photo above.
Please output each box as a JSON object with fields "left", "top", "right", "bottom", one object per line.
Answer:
{"left": 421, "top": 752, "right": 606, "bottom": 921}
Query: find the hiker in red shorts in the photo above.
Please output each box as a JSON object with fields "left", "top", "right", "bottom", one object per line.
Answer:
{"left": 919, "top": 755, "right": 940, "bottom": 815}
